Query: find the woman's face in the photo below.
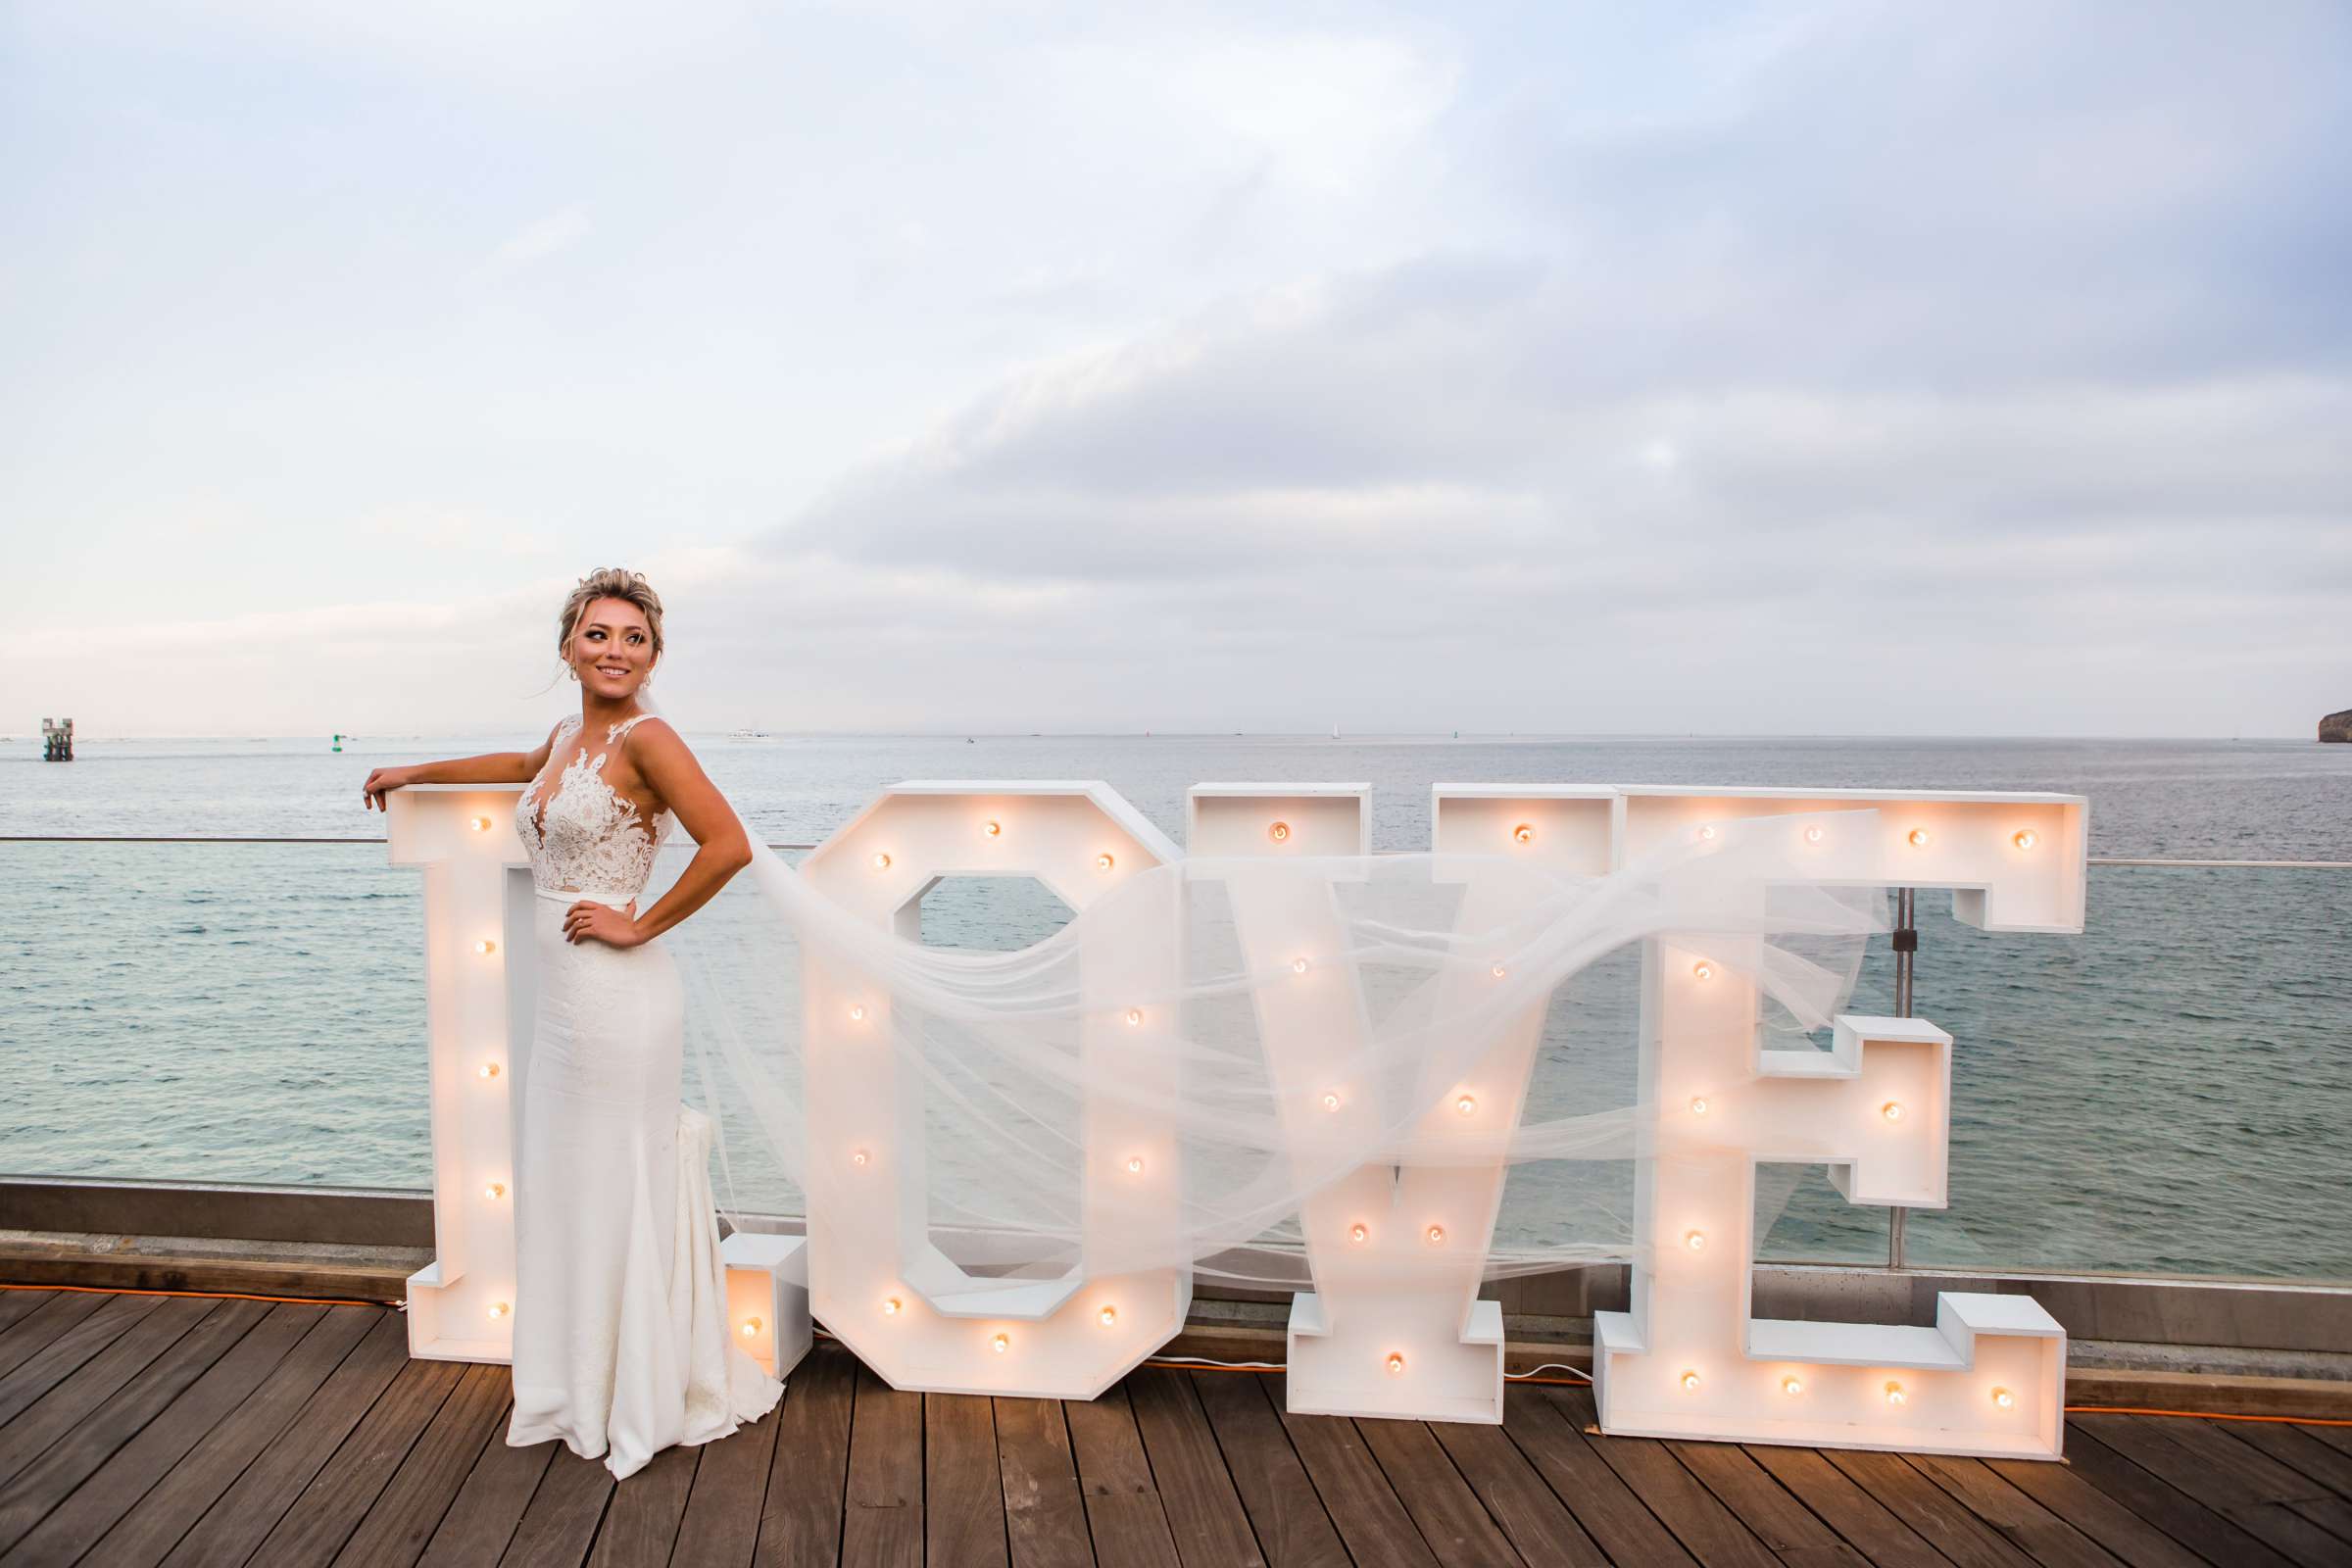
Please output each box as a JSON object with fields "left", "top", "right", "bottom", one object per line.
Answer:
{"left": 567, "top": 596, "right": 658, "bottom": 701}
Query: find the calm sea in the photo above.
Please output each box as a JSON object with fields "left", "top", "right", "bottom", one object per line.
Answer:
{"left": 6, "top": 731, "right": 2348, "bottom": 1283}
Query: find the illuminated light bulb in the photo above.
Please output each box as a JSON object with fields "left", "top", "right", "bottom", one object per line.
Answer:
{"left": 1689, "top": 1096, "right": 1708, "bottom": 1116}
{"left": 1803, "top": 825, "right": 1825, "bottom": 845}
{"left": 1268, "top": 820, "right": 1291, "bottom": 843}
{"left": 882, "top": 1297, "right": 903, "bottom": 1317}
{"left": 469, "top": 815, "right": 493, "bottom": 833}
{"left": 1455, "top": 1095, "right": 1478, "bottom": 1116}
{"left": 1881, "top": 1100, "right": 1904, "bottom": 1123}
{"left": 1885, "top": 1381, "right": 1907, "bottom": 1407}
{"left": 1490, "top": 962, "right": 1507, "bottom": 979}
{"left": 1512, "top": 822, "right": 1535, "bottom": 845}
{"left": 851, "top": 1149, "right": 870, "bottom": 1168}
{"left": 474, "top": 939, "right": 496, "bottom": 956}
{"left": 1124, "top": 1007, "right": 1144, "bottom": 1027}
{"left": 1098, "top": 1305, "right": 1118, "bottom": 1328}
{"left": 1096, "top": 853, "right": 1115, "bottom": 872}
{"left": 479, "top": 1061, "right": 501, "bottom": 1080}
{"left": 1386, "top": 1352, "right": 1406, "bottom": 1377}
{"left": 991, "top": 1333, "right": 1010, "bottom": 1355}
{"left": 1348, "top": 1223, "right": 1369, "bottom": 1245}
{"left": 742, "top": 1317, "right": 762, "bottom": 1338}
{"left": 488, "top": 1300, "right": 510, "bottom": 1320}
{"left": 871, "top": 852, "right": 891, "bottom": 871}
{"left": 1696, "top": 824, "right": 1717, "bottom": 842}
{"left": 1292, "top": 956, "right": 1310, "bottom": 975}
{"left": 1991, "top": 1387, "right": 2016, "bottom": 1409}
{"left": 1125, "top": 1155, "right": 1145, "bottom": 1176}
{"left": 849, "top": 1004, "right": 868, "bottom": 1023}
{"left": 1680, "top": 1370, "right": 1701, "bottom": 1394}
{"left": 1691, "top": 960, "right": 1715, "bottom": 983}
{"left": 1782, "top": 1376, "right": 1804, "bottom": 1396}
{"left": 982, "top": 819, "right": 1002, "bottom": 838}
{"left": 2014, "top": 829, "right": 2038, "bottom": 852}
{"left": 1425, "top": 1224, "right": 1446, "bottom": 1246}
{"left": 1685, "top": 1230, "right": 1706, "bottom": 1252}
{"left": 1908, "top": 828, "right": 1932, "bottom": 849}
{"left": 1321, "top": 1092, "right": 1343, "bottom": 1112}
{"left": 483, "top": 1182, "right": 506, "bottom": 1200}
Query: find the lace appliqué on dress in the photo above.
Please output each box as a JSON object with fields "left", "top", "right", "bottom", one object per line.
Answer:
{"left": 515, "top": 713, "right": 674, "bottom": 895}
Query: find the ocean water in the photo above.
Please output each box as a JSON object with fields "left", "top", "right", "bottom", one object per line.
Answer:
{"left": 4, "top": 731, "right": 2348, "bottom": 1284}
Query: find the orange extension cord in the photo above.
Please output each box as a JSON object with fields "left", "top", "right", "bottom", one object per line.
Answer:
{"left": 9, "top": 1283, "right": 2345, "bottom": 1428}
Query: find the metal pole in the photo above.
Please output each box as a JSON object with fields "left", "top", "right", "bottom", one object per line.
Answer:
{"left": 1888, "top": 886, "right": 1915, "bottom": 1269}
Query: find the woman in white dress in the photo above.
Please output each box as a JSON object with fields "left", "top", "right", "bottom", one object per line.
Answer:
{"left": 363, "top": 566, "right": 784, "bottom": 1481}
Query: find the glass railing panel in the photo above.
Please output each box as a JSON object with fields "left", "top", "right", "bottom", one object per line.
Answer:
{"left": 1, "top": 839, "right": 431, "bottom": 1188}
{"left": 5, "top": 843, "right": 2345, "bottom": 1286}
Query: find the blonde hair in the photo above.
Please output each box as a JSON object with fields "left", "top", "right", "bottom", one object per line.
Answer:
{"left": 558, "top": 567, "right": 665, "bottom": 664}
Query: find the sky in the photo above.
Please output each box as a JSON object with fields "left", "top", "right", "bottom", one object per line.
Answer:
{"left": 5, "top": 0, "right": 2349, "bottom": 739}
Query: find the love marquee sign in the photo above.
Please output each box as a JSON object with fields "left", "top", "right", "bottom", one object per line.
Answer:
{"left": 388, "top": 778, "right": 2086, "bottom": 1459}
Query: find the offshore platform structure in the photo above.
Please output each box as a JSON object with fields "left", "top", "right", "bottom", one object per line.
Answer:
{"left": 41, "top": 717, "right": 74, "bottom": 760}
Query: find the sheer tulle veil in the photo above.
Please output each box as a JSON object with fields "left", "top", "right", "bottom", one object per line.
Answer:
{"left": 637, "top": 687, "right": 1888, "bottom": 1295}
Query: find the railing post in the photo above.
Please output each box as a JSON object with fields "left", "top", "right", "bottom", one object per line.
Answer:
{"left": 1889, "top": 886, "right": 1916, "bottom": 1270}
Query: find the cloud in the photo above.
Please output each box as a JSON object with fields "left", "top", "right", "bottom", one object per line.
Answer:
{"left": 483, "top": 208, "right": 592, "bottom": 275}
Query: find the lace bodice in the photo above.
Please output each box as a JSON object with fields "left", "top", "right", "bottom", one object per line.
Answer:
{"left": 515, "top": 712, "right": 674, "bottom": 896}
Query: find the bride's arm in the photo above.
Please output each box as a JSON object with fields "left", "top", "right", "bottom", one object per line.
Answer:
{"left": 615, "top": 719, "right": 754, "bottom": 944}
{"left": 361, "top": 723, "right": 562, "bottom": 812}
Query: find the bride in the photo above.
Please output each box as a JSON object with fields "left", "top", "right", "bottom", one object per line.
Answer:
{"left": 361, "top": 566, "right": 783, "bottom": 1481}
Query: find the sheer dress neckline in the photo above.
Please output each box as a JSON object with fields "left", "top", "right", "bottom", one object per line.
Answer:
{"left": 515, "top": 711, "right": 673, "bottom": 896}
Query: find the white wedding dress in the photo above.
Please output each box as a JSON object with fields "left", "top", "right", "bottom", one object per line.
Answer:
{"left": 504, "top": 710, "right": 784, "bottom": 1480}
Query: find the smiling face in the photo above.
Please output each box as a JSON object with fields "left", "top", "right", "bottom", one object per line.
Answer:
{"left": 564, "top": 595, "right": 659, "bottom": 700}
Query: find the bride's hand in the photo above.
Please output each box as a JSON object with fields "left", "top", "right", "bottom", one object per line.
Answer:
{"left": 564, "top": 899, "right": 646, "bottom": 948}
{"left": 362, "top": 765, "right": 416, "bottom": 811}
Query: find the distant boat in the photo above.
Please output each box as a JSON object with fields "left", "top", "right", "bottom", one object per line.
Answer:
{"left": 1332, "top": 723, "right": 1341, "bottom": 740}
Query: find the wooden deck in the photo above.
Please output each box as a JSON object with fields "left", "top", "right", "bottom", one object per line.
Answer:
{"left": 1, "top": 1291, "right": 2349, "bottom": 1567}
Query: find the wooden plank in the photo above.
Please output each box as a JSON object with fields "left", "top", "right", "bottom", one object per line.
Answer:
{"left": 2223, "top": 1420, "right": 2352, "bottom": 1499}
{"left": 1666, "top": 1439, "right": 1873, "bottom": 1567}
{"left": 1499, "top": 1385, "right": 1697, "bottom": 1568}
{"left": 1276, "top": 1401, "right": 1439, "bottom": 1568}
{"left": 1191, "top": 1372, "right": 1348, "bottom": 1568}
{"left": 927, "top": 1393, "right": 1010, "bottom": 1568}
{"left": 240, "top": 1351, "right": 466, "bottom": 1565}
{"left": 669, "top": 1400, "right": 783, "bottom": 1567}
{"left": 2300, "top": 1423, "right": 2352, "bottom": 1461}
{"left": 1, "top": 1298, "right": 324, "bottom": 1565}
{"left": 1819, "top": 1448, "right": 2041, "bottom": 1568}
{"left": 0, "top": 1290, "right": 165, "bottom": 1426}
{"left": 0, "top": 1290, "right": 107, "bottom": 1382}
{"left": 1540, "top": 1389, "right": 1776, "bottom": 1568}
{"left": 1428, "top": 1416, "right": 1608, "bottom": 1568}
{"left": 1354, "top": 1415, "right": 1524, "bottom": 1568}
{"left": 1067, "top": 1385, "right": 1181, "bottom": 1568}
{"left": 752, "top": 1339, "right": 855, "bottom": 1568}
{"left": 1742, "top": 1445, "right": 1952, "bottom": 1568}
{"left": 0, "top": 1295, "right": 218, "bottom": 1491}
{"left": 840, "top": 1362, "right": 922, "bottom": 1568}
{"left": 2071, "top": 1414, "right": 2349, "bottom": 1568}
{"left": 1902, "top": 1453, "right": 2128, "bottom": 1568}
{"left": 0, "top": 1295, "right": 266, "bottom": 1554}
{"left": 499, "top": 1449, "right": 615, "bottom": 1568}
{"left": 83, "top": 1303, "right": 381, "bottom": 1568}
{"left": 2053, "top": 1421, "right": 2294, "bottom": 1568}
{"left": 995, "top": 1396, "right": 1093, "bottom": 1568}
{"left": 585, "top": 1441, "right": 700, "bottom": 1568}
{"left": 1977, "top": 1451, "right": 2216, "bottom": 1568}
{"left": 157, "top": 1307, "right": 414, "bottom": 1568}
{"left": 0, "top": 1293, "right": 55, "bottom": 1342}
{"left": 1126, "top": 1368, "right": 1262, "bottom": 1568}
{"left": 336, "top": 1358, "right": 515, "bottom": 1567}
{"left": 418, "top": 1428, "right": 558, "bottom": 1568}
